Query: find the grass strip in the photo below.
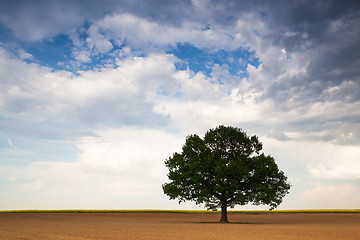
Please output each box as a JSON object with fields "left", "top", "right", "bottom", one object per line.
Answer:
{"left": 1, "top": 209, "right": 359, "bottom": 214}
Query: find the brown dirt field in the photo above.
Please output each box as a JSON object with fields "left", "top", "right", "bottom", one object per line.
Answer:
{"left": 0, "top": 212, "right": 359, "bottom": 239}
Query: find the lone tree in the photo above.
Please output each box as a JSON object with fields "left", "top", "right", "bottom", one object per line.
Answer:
{"left": 163, "top": 126, "right": 290, "bottom": 223}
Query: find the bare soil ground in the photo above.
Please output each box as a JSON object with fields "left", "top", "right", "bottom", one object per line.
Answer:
{"left": 0, "top": 212, "right": 359, "bottom": 239}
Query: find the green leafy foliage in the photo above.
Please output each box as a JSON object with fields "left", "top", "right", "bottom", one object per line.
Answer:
{"left": 163, "top": 126, "right": 291, "bottom": 214}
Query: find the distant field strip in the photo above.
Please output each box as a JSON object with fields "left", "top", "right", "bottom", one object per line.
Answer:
{"left": 1, "top": 209, "right": 360, "bottom": 214}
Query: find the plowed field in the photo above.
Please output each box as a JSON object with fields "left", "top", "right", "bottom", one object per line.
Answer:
{"left": 1, "top": 212, "right": 359, "bottom": 239}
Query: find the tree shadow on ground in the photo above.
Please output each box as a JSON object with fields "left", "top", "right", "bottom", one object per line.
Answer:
{"left": 197, "top": 222, "right": 263, "bottom": 224}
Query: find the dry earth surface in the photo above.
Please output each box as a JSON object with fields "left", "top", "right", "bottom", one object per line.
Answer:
{"left": 0, "top": 212, "right": 359, "bottom": 239}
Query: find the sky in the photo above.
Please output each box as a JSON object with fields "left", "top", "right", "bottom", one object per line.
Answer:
{"left": 0, "top": 0, "right": 360, "bottom": 210}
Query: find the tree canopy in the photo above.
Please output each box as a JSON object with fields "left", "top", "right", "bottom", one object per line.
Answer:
{"left": 163, "top": 125, "right": 291, "bottom": 223}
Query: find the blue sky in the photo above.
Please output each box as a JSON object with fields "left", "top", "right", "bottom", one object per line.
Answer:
{"left": 1, "top": 0, "right": 360, "bottom": 210}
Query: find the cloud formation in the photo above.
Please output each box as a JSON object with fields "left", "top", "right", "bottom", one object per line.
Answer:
{"left": 0, "top": 0, "right": 359, "bottom": 210}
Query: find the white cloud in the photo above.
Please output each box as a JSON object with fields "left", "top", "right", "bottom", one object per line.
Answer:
{"left": 77, "top": 127, "right": 184, "bottom": 175}
{"left": 154, "top": 90, "right": 269, "bottom": 135}
{"left": 73, "top": 50, "right": 91, "bottom": 63}
{"left": 2, "top": 35, "right": 354, "bottom": 144}
{"left": 258, "top": 138, "right": 360, "bottom": 209}
{"left": 76, "top": 11, "right": 265, "bottom": 54}
{"left": 307, "top": 145, "right": 360, "bottom": 180}
{"left": 262, "top": 138, "right": 360, "bottom": 180}
{"left": 0, "top": 127, "right": 196, "bottom": 210}
{"left": 17, "top": 49, "right": 34, "bottom": 60}
{"left": 172, "top": 69, "right": 222, "bottom": 100}
{"left": 86, "top": 25, "right": 113, "bottom": 54}
{"left": 0, "top": 47, "right": 177, "bottom": 126}
{"left": 299, "top": 183, "right": 360, "bottom": 209}
{"left": 309, "top": 166, "right": 360, "bottom": 180}
{"left": 4, "top": 126, "right": 359, "bottom": 210}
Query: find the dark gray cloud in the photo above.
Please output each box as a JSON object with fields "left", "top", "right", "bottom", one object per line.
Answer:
{"left": 264, "top": 0, "right": 360, "bottom": 50}
{"left": 256, "top": 0, "right": 360, "bottom": 117}
{"left": 1, "top": 0, "right": 359, "bottom": 42}
{"left": 0, "top": 0, "right": 194, "bottom": 41}
{"left": 1, "top": 0, "right": 359, "bottom": 144}
{"left": 2, "top": 0, "right": 359, "bottom": 96}
{"left": 0, "top": 0, "right": 85, "bottom": 41}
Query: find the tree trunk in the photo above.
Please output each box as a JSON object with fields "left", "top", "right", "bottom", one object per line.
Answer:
{"left": 219, "top": 203, "right": 229, "bottom": 223}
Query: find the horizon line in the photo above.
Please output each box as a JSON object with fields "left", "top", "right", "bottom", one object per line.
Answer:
{"left": 1, "top": 209, "right": 359, "bottom": 214}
